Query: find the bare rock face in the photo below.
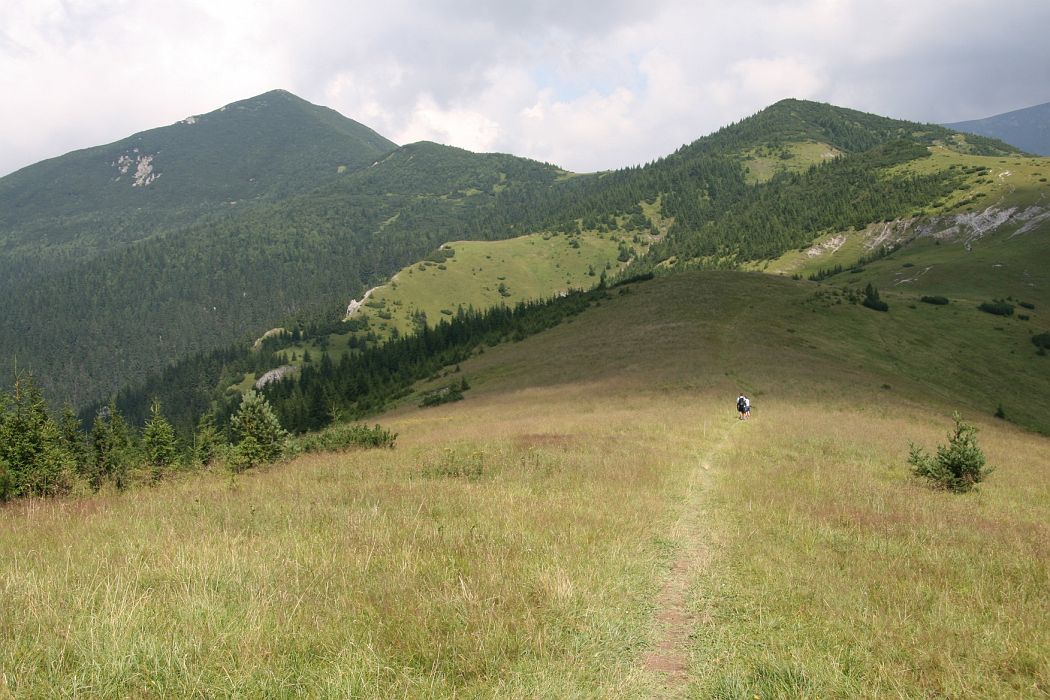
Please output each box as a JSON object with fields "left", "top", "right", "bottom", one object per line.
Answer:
{"left": 111, "top": 150, "right": 161, "bottom": 187}
{"left": 254, "top": 365, "right": 296, "bottom": 389}
{"left": 345, "top": 285, "right": 382, "bottom": 319}
{"left": 916, "top": 205, "right": 1049, "bottom": 248}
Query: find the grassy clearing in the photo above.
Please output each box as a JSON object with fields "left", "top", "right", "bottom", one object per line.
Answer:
{"left": 364, "top": 231, "right": 619, "bottom": 336}
{"left": 741, "top": 140, "right": 842, "bottom": 185}
{"left": 758, "top": 150, "right": 1049, "bottom": 280}
{"left": 275, "top": 229, "right": 637, "bottom": 365}
{"left": 894, "top": 147, "right": 1049, "bottom": 212}
{"left": 3, "top": 271, "right": 1048, "bottom": 695}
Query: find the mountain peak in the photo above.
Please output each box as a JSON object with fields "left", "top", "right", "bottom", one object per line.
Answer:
{"left": 0, "top": 89, "right": 398, "bottom": 262}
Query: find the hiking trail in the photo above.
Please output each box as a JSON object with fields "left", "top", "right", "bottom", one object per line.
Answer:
{"left": 642, "top": 420, "right": 738, "bottom": 697}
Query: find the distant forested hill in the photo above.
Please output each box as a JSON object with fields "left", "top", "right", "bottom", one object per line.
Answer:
{"left": 1, "top": 134, "right": 569, "bottom": 406}
{"left": 0, "top": 93, "right": 1024, "bottom": 409}
{"left": 0, "top": 89, "right": 396, "bottom": 285}
{"left": 946, "top": 101, "right": 1050, "bottom": 156}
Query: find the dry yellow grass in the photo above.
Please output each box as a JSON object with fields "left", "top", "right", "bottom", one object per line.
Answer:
{"left": 0, "top": 382, "right": 725, "bottom": 696}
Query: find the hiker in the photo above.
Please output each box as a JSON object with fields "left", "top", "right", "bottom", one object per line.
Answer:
{"left": 736, "top": 393, "right": 751, "bottom": 420}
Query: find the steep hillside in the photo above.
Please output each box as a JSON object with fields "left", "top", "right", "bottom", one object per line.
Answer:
{"left": 760, "top": 148, "right": 1050, "bottom": 280}
{"left": 947, "top": 100, "right": 1050, "bottom": 156}
{"left": 0, "top": 90, "right": 396, "bottom": 282}
{"left": 1, "top": 140, "right": 569, "bottom": 407}
{"left": 339, "top": 230, "right": 630, "bottom": 340}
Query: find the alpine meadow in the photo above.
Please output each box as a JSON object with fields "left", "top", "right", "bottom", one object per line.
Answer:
{"left": 1, "top": 88, "right": 1048, "bottom": 698}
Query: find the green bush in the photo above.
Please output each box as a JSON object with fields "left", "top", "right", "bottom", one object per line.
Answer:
{"left": 908, "top": 413, "right": 992, "bottom": 492}
{"left": 1032, "top": 332, "right": 1050, "bottom": 350}
{"left": 293, "top": 423, "right": 397, "bottom": 454}
{"left": 920, "top": 295, "right": 949, "bottom": 305}
{"left": 978, "top": 300, "right": 1013, "bottom": 316}
{"left": 862, "top": 283, "right": 889, "bottom": 312}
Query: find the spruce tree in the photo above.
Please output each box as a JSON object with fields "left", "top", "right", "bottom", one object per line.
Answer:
{"left": 142, "top": 399, "right": 178, "bottom": 481}
{"left": 0, "top": 373, "right": 75, "bottom": 498}
{"left": 192, "top": 411, "right": 223, "bottom": 467}
{"left": 58, "top": 404, "right": 88, "bottom": 476}
{"left": 90, "top": 401, "right": 135, "bottom": 491}
{"left": 230, "top": 390, "right": 288, "bottom": 471}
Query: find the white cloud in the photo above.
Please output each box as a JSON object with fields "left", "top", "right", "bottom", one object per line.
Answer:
{"left": 395, "top": 94, "right": 501, "bottom": 153}
{"left": 1, "top": 0, "right": 1048, "bottom": 176}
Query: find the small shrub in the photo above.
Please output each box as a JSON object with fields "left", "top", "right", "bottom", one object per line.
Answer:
{"left": 420, "top": 380, "right": 467, "bottom": 407}
{"left": 294, "top": 423, "right": 397, "bottom": 453}
{"left": 978, "top": 300, "right": 1014, "bottom": 316}
{"left": 920, "top": 295, "right": 950, "bottom": 305}
{"left": 862, "top": 283, "right": 889, "bottom": 312}
{"left": 1032, "top": 332, "right": 1050, "bottom": 350}
{"left": 908, "top": 413, "right": 992, "bottom": 493}
{"left": 1018, "top": 301, "right": 1035, "bottom": 310}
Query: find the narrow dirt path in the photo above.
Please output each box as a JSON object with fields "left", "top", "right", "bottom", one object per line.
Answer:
{"left": 642, "top": 423, "right": 736, "bottom": 697}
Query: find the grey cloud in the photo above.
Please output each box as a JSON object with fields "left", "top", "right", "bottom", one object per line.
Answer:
{"left": 1, "top": 0, "right": 1049, "bottom": 176}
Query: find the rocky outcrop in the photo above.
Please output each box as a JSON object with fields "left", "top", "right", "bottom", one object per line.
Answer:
{"left": 111, "top": 149, "right": 161, "bottom": 187}
{"left": 254, "top": 365, "right": 296, "bottom": 389}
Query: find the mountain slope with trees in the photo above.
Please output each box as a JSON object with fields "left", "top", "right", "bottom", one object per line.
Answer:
{"left": 0, "top": 90, "right": 397, "bottom": 285}
{"left": 0, "top": 93, "right": 1027, "bottom": 409}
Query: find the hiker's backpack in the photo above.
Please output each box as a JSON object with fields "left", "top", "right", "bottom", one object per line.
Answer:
{"left": 737, "top": 397, "right": 746, "bottom": 411}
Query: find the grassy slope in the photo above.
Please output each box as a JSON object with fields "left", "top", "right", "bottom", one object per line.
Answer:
{"left": 763, "top": 149, "right": 1049, "bottom": 279}
{"left": 273, "top": 228, "right": 646, "bottom": 364}
{"left": 359, "top": 232, "right": 628, "bottom": 333}
{"left": 3, "top": 271, "right": 1048, "bottom": 696}
{"left": 740, "top": 140, "right": 843, "bottom": 184}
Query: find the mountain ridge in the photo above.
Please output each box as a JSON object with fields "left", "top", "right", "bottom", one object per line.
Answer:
{"left": 0, "top": 91, "right": 1036, "bottom": 409}
{"left": 945, "top": 100, "right": 1050, "bottom": 156}
{"left": 0, "top": 89, "right": 398, "bottom": 281}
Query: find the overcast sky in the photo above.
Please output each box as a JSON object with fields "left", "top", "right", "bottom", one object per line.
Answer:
{"left": 2, "top": 0, "right": 1049, "bottom": 177}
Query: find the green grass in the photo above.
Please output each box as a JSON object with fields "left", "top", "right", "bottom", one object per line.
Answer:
{"left": 274, "top": 230, "right": 634, "bottom": 361}
{"left": 2, "top": 271, "right": 1048, "bottom": 696}
{"left": 360, "top": 232, "right": 627, "bottom": 337}
{"left": 255, "top": 225, "right": 655, "bottom": 391}
{"left": 758, "top": 150, "right": 1049, "bottom": 280}
{"left": 893, "top": 146, "right": 1049, "bottom": 212}
{"left": 690, "top": 400, "right": 1050, "bottom": 698}
{"left": 741, "top": 140, "right": 842, "bottom": 184}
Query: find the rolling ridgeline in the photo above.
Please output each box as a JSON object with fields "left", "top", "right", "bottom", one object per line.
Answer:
{"left": 0, "top": 91, "right": 1024, "bottom": 412}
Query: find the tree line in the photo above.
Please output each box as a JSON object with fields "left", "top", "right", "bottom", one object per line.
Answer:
{"left": 1, "top": 278, "right": 617, "bottom": 502}
{"left": 0, "top": 373, "right": 294, "bottom": 501}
